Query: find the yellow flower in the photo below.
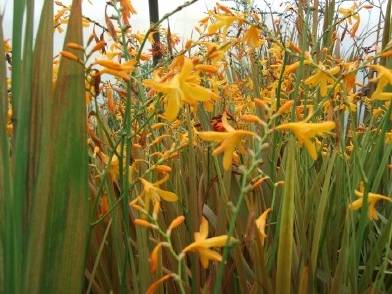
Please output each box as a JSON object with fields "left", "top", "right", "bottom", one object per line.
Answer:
{"left": 338, "top": 4, "right": 360, "bottom": 37}
{"left": 3, "top": 40, "right": 11, "bottom": 53}
{"left": 385, "top": 132, "right": 392, "bottom": 144}
{"left": 284, "top": 57, "right": 312, "bottom": 75}
{"left": 196, "top": 113, "right": 255, "bottom": 170}
{"left": 268, "top": 43, "right": 283, "bottom": 60}
{"left": 304, "top": 65, "right": 340, "bottom": 96}
{"left": 182, "top": 217, "right": 233, "bottom": 269}
{"left": 101, "top": 153, "right": 120, "bottom": 183}
{"left": 255, "top": 208, "right": 272, "bottom": 246}
{"left": 95, "top": 59, "right": 135, "bottom": 81}
{"left": 275, "top": 121, "right": 336, "bottom": 160}
{"left": 194, "top": 64, "right": 219, "bottom": 74}
{"left": 369, "top": 65, "right": 392, "bottom": 101}
{"left": 206, "top": 43, "right": 227, "bottom": 62}
{"left": 144, "top": 58, "right": 218, "bottom": 121}
{"left": 208, "top": 13, "right": 243, "bottom": 35}
{"left": 138, "top": 174, "right": 177, "bottom": 211}
{"left": 348, "top": 190, "right": 391, "bottom": 220}
{"left": 243, "top": 25, "right": 262, "bottom": 48}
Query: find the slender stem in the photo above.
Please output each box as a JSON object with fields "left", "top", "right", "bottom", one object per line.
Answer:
{"left": 213, "top": 129, "right": 269, "bottom": 293}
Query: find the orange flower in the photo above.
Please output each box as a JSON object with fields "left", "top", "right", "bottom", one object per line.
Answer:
{"left": 182, "top": 217, "right": 234, "bottom": 268}
{"left": 369, "top": 65, "right": 392, "bottom": 101}
{"left": 134, "top": 219, "right": 156, "bottom": 229}
{"left": 150, "top": 242, "right": 164, "bottom": 273}
{"left": 137, "top": 174, "right": 177, "bottom": 211}
{"left": 277, "top": 100, "right": 294, "bottom": 115}
{"left": 338, "top": 4, "right": 360, "bottom": 37}
{"left": 95, "top": 59, "right": 135, "bottom": 81}
{"left": 60, "top": 50, "right": 81, "bottom": 63}
{"left": 243, "top": 25, "right": 262, "bottom": 48}
{"left": 144, "top": 58, "right": 218, "bottom": 121}
{"left": 275, "top": 121, "right": 336, "bottom": 160}
{"left": 349, "top": 190, "right": 391, "bottom": 220}
{"left": 120, "top": 0, "right": 137, "bottom": 25}
{"left": 304, "top": 65, "right": 340, "bottom": 96}
{"left": 255, "top": 208, "right": 272, "bottom": 246}
{"left": 240, "top": 114, "right": 264, "bottom": 125}
{"left": 197, "top": 113, "right": 255, "bottom": 170}
{"left": 167, "top": 216, "right": 185, "bottom": 233}
{"left": 208, "top": 13, "right": 243, "bottom": 36}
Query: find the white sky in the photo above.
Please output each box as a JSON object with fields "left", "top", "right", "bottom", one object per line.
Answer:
{"left": 0, "top": 0, "right": 387, "bottom": 56}
{"left": 1, "top": 0, "right": 220, "bottom": 39}
{"left": 82, "top": 0, "right": 218, "bottom": 37}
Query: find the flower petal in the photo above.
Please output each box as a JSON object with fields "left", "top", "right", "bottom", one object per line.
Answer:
{"left": 222, "top": 147, "right": 235, "bottom": 170}
{"left": 197, "top": 131, "right": 229, "bottom": 142}
{"left": 158, "top": 189, "right": 178, "bottom": 202}
{"left": 303, "top": 139, "right": 318, "bottom": 160}
{"left": 164, "top": 92, "right": 182, "bottom": 121}
{"left": 200, "top": 248, "right": 222, "bottom": 262}
{"left": 199, "top": 217, "right": 209, "bottom": 240}
{"left": 201, "top": 235, "right": 230, "bottom": 248}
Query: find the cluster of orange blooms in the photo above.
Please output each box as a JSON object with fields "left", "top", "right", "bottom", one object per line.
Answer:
{"left": 5, "top": 0, "right": 390, "bottom": 291}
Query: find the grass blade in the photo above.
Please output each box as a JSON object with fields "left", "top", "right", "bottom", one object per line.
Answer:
{"left": 25, "top": 0, "right": 90, "bottom": 292}
{"left": 276, "top": 138, "right": 296, "bottom": 294}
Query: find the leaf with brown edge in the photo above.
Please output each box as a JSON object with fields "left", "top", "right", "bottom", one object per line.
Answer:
{"left": 25, "top": 0, "right": 90, "bottom": 293}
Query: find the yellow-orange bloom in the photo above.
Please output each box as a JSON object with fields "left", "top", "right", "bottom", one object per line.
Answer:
{"left": 154, "top": 165, "right": 172, "bottom": 174}
{"left": 144, "top": 58, "right": 218, "bottom": 121}
{"left": 275, "top": 121, "right": 336, "bottom": 160}
{"left": 197, "top": 113, "right": 255, "bottom": 170}
{"left": 208, "top": 13, "right": 243, "bottom": 35}
{"left": 138, "top": 174, "right": 177, "bottom": 211}
{"left": 369, "top": 65, "right": 392, "bottom": 101}
{"left": 338, "top": 4, "right": 360, "bottom": 37}
{"left": 167, "top": 216, "right": 185, "bottom": 233}
{"left": 150, "top": 242, "right": 164, "bottom": 273}
{"left": 95, "top": 59, "right": 135, "bottom": 81}
{"left": 284, "top": 58, "right": 312, "bottom": 75}
{"left": 240, "top": 114, "right": 264, "bottom": 125}
{"left": 134, "top": 219, "right": 156, "bottom": 229}
{"left": 60, "top": 50, "right": 81, "bottom": 63}
{"left": 304, "top": 65, "right": 340, "bottom": 96}
{"left": 3, "top": 40, "right": 11, "bottom": 53}
{"left": 255, "top": 208, "right": 272, "bottom": 246}
{"left": 95, "top": 59, "right": 135, "bottom": 71}
{"left": 243, "top": 25, "right": 262, "bottom": 48}
{"left": 277, "top": 100, "right": 294, "bottom": 115}
{"left": 194, "top": 64, "right": 219, "bottom": 74}
{"left": 66, "top": 42, "right": 84, "bottom": 50}
{"left": 182, "top": 217, "right": 233, "bottom": 269}
{"left": 120, "top": 0, "right": 137, "bottom": 25}
{"left": 348, "top": 190, "right": 391, "bottom": 220}
{"left": 385, "top": 132, "right": 392, "bottom": 144}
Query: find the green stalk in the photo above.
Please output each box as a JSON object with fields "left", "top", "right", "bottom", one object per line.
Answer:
{"left": 310, "top": 151, "right": 336, "bottom": 277}
{"left": 0, "top": 14, "right": 12, "bottom": 294}
{"left": 275, "top": 138, "right": 296, "bottom": 294}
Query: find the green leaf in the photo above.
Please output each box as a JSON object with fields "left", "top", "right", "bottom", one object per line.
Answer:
{"left": 0, "top": 13, "right": 11, "bottom": 294}
{"left": 24, "top": 0, "right": 90, "bottom": 293}
{"left": 276, "top": 138, "right": 296, "bottom": 294}
{"left": 310, "top": 152, "right": 336, "bottom": 277}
